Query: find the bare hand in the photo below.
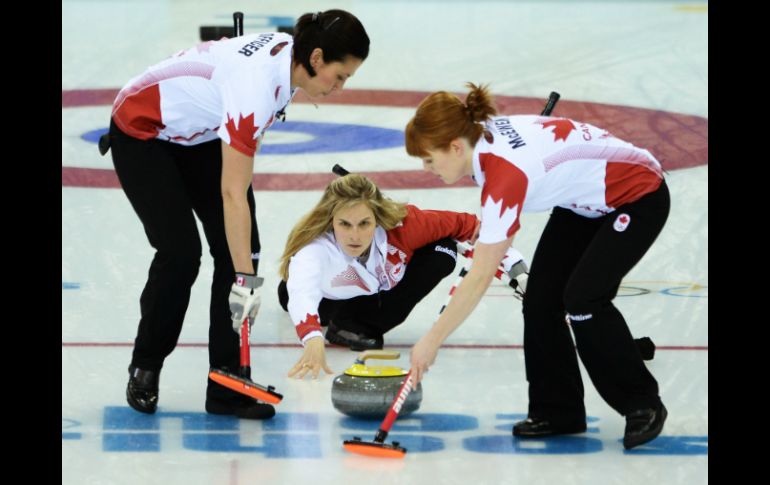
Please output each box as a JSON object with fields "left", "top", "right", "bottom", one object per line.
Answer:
{"left": 410, "top": 334, "right": 440, "bottom": 385}
{"left": 288, "top": 337, "right": 333, "bottom": 380}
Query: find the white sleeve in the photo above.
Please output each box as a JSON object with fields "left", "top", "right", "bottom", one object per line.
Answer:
{"left": 217, "top": 69, "right": 275, "bottom": 157}
{"left": 286, "top": 243, "right": 327, "bottom": 345}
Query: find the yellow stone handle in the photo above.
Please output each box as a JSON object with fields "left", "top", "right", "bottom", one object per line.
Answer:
{"left": 356, "top": 350, "right": 400, "bottom": 363}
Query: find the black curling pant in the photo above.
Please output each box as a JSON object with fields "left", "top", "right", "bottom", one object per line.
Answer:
{"left": 109, "top": 120, "right": 261, "bottom": 374}
{"left": 521, "top": 180, "right": 670, "bottom": 423}
{"left": 278, "top": 237, "right": 459, "bottom": 336}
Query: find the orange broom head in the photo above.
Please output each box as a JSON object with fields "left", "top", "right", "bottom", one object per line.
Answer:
{"left": 343, "top": 439, "right": 407, "bottom": 458}
{"left": 208, "top": 369, "right": 283, "bottom": 404}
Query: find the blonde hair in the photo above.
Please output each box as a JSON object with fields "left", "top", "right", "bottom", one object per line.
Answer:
{"left": 279, "top": 174, "right": 408, "bottom": 280}
{"left": 405, "top": 82, "right": 497, "bottom": 158}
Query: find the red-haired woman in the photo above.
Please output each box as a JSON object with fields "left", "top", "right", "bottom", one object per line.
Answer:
{"left": 404, "top": 83, "right": 670, "bottom": 450}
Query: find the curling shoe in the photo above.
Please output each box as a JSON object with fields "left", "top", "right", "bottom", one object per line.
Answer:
{"left": 325, "top": 322, "right": 383, "bottom": 351}
{"left": 206, "top": 376, "right": 275, "bottom": 420}
{"left": 206, "top": 394, "right": 276, "bottom": 419}
{"left": 623, "top": 402, "right": 667, "bottom": 449}
{"left": 126, "top": 365, "right": 159, "bottom": 414}
{"left": 512, "top": 417, "right": 586, "bottom": 437}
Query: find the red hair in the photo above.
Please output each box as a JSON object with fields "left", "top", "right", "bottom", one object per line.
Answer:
{"left": 405, "top": 83, "right": 497, "bottom": 157}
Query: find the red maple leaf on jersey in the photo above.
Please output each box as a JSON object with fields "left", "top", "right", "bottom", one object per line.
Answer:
{"left": 479, "top": 154, "right": 527, "bottom": 238}
{"left": 539, "top": 119, "right": 576, "bottom": 142}
{"left": 480, "top": 154, "right": 527, "bottom": 217}
{"left": 224, "top": 113, "right": 259, "bottom": 156}
{"left": 296, "top": 313, "right": 322, "bottom": 340}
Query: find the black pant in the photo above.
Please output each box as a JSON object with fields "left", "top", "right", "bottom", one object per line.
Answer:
{"left": 278, "top": 238, "right": 458, "bottom": 336}
{"left": 522, "top": 180, "right": 670, "bottom": 422}
{"left": 109, "top": 120, "right": 261, "bottom": 374}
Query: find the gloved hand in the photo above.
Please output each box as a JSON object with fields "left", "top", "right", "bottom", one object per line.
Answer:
{"left": 500, "top": 247, "right": 528, "bottom": 301}
{"left": 507, "top": 260, "right": 528, "bottom": 301}
{"left": 229, "top": 273, "right": 264, "bottom": 333}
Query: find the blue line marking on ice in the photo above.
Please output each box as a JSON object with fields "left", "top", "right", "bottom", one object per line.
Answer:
{"left": 81, "top": 121, "right": 404, "bottom": 154}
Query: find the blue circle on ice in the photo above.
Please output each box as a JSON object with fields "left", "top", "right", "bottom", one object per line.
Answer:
{"left": 81, "top": 121, "right": 404, "bottom": 154}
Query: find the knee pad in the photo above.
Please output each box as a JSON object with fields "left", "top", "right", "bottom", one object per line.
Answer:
{"left": 564, "top": 312, "right": 595, "bottom": 325}
{"left": 562, "top": 281, "right": 604, "bottom": 324}
{"left": 432, "top": 238, "right": 458, "bottom": 277}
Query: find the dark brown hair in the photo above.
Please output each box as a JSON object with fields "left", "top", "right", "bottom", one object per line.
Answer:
{"left": 293, "top": 10, "right": 370, "bottom": 76}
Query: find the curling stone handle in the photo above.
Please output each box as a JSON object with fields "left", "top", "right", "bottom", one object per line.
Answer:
{"left": 355, "top": 350, "right": 400, "bottom": 364}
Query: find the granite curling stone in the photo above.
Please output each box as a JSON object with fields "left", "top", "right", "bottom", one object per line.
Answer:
{"left": 331, "top": 350, "right": 423, "bottom": 418}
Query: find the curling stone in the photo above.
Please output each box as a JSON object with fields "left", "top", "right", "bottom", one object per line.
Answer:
{"left": 331, "top": 350, "right": 422, "bottom": 418}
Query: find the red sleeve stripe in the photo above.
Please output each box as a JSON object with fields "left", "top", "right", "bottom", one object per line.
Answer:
{"left": 296, "top": 314, "right": 322, "bottom": 341}
{"left": 112, "top": 84, "right": 164, "bottom": 140}
{"left": 605, "top": 162, "right": 663, "bottom": 208}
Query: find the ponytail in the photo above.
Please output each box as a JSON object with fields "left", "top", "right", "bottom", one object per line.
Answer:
{"left": 405, "top": 83, "right": 497, "bottom": 158}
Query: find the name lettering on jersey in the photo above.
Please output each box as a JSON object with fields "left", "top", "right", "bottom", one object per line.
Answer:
{"left": 493, "top": 119, "right": 526, "bottom": 150}
{"left": 238, "top": 33, "right": 275, "bottom": 57}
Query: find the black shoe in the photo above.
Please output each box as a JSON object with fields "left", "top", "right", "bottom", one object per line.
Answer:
{"left": 206, "top": 374, "right": 275, "bottom": 420}
{"left": 623, "top": 403, "right": 667, "bottom": 449}
{"left": 635, "top": 337, "right": 656, "bottom": 361}
{"left": 325, "top": 322, "right": 383, "bottom": 351}
{"left": 126, "top": 365, "right": 159, "bottom": 414}
{"left": 512, "top": 417, "right": 587, "bottom": 437}
{"left": 206, "top": 394, "right": 276, "bottom": 420}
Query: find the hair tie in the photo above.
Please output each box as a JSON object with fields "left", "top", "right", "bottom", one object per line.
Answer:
{"left": 324, "top": 16, "right": 341, "bottom": 30}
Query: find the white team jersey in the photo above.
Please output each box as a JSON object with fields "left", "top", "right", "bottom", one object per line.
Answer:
{"left": 286, "top": 206, "right": 479, "bottom": 344}
{"left": 472, "top": 115, "right": 664, "bottom": 244}
{"left": 112, "top": 32, "right": 296, "bottom": 157}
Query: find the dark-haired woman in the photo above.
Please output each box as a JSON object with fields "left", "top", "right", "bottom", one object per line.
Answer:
{"left": 107, "top": 10, "right": 370, "bottom": 419}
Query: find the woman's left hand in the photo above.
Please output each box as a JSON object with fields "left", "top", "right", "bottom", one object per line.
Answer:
{"left": 288, "top": 337, "right": 333, "bottom": 380}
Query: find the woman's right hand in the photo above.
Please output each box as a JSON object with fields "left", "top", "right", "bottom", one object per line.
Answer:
{"left": 288, "top": 336, "right": 334, "bottom": 380}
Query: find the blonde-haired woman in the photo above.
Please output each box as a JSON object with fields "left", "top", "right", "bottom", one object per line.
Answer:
{"left": 404, "top": 83, "right": 670, "bottom": 450}
{"left": 278, "top": 174, "right": 479, "bottom": 379}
